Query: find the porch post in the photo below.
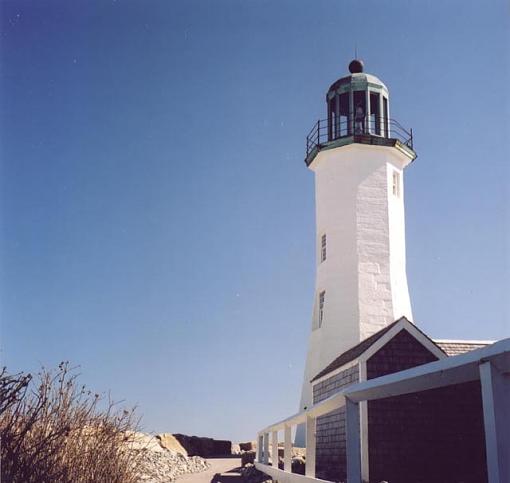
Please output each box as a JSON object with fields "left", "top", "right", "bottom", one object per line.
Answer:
{"left": 305, "top": 414, "right": 316, "bottom": 478}
{"left": 272, "top": 430, "right": 279, "bottom": 467}
{"left": 346, "top": 397, "right": 362, "bottom": 483}
{"left": 284, "top": 425, "right": 292, "bottom": 472}
{"left": 359, "top": 361, "right": 369, "bottom": 482}
{"left": 263, "top": 432, "right": 270, "bottom": 464}
{"left": 480, "top": 361, "right": 510, "bottom": 483}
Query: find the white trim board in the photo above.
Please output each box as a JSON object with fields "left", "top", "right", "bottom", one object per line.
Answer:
{"left": 434, "top": 339, "right": 496, "bottom": 344}
{"left": 255, "top": 462, "right": 329, "bottom": 483}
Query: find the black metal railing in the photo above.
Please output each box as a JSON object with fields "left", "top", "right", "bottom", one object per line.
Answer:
{"left": 305, "top": 116, "right": 414, "bottom": 162}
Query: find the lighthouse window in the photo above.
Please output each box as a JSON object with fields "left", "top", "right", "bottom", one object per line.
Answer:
{"left": 328, "top": 98, "right": 336, "bottom": 140}
{"left": 370, "top": 92, "right": 381, "bottom": 135}
{"left": 320, "top": 234, "right": 327, "bottom": 262}
{"left": 392, "top": 171, "right": 401, "bottom": 197}
{"left": 353, "top": 91, "right": 366, "bottom": 134}
{"left": 339, "top": 93, "right": 350, "bottom": 136}
{"left": 318, "top": 291, "right": 326, "bottom": 327}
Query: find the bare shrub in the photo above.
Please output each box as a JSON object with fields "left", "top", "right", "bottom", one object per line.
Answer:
{"left": 0, "top": 362, "right": 142, "bottom": 483}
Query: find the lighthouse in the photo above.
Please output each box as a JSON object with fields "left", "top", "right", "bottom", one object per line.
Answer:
{"left": 298, "top": 59, "right": 417, "bottom": 428}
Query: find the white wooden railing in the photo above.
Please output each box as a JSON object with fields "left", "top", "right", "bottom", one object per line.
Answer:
{"left": 255, "top": 388, "right": 348, "bottom": 483}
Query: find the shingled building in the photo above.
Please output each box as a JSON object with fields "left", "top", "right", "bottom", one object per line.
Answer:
{"left": 311, "top": 317, "right": 493, "bottom": 483}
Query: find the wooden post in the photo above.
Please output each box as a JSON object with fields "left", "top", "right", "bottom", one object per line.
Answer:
{"left": 346, "top": 397, "right": 362, "bottom": 483}
{"left": 359, "top": 362, "right": 369, "bottom": 482}
{"left": 263, "top": 432, "right": 270, "bottom": 465}
{"left": 272, "top": 430, "right": 278, "bottom": 467}
{"left": 305, "top": 414, "right": 316, "bottom": 478}
{"left": 284, "top": 425, "right": 292, "bottom": 472}
{"left": 257, "top": 434, "right": 263, "bottom": 462}
{"left": 480, "top": 361, "right": 510, "bottom": 483}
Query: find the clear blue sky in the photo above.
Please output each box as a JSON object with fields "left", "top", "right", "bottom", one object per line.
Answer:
{"left": 1, "top": 0, "right": 509, "bottom": 441}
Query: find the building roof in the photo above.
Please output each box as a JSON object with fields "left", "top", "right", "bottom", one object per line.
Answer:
{"left": 257, "top": 338, "right": 510, "bottom": 439}
{"left": 434, "top": 340, "right": 494, "bottom": 357}
{"left": 327, "top": 72, "right": 388, "bottom": 95}
{"left": 310, "top": 317, "right": 446, "bottom": 383}
{"left": 311, "top": 320, "right": 400, "bottom": 382}
{"left": 310, "top": 317, "right": 496, "bottom": 383}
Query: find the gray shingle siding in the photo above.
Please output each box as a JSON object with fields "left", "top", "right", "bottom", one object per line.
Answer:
{"left": 313, "top": 364, "right": 359, "bottom": 482}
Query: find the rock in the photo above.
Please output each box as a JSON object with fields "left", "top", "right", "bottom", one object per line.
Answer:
{"left": 239, "top": 441, "right": 255, "bottom": 452}
{"left": 126, "top": 431, "right": 166, "bottom": 453}
{"left": 241, "top": 450, "right": 256, "bottom": 467}
{"left": 275, "top": 455, "right": 305, "bottom": 475}
{"left": 292, "top": 456, "right": 305, "bottom": 475}
{"left": 123, "top": 431, "right": 210, "bottom": 482}
{"left": 133, "top": 447, "right": 209, "bottom": 482}
{"left": 156, "top": 434, "right": 188, "bottom": 456}
{"left": 172, "top": 434, "right": 232, "bottom": 457}
{"left": 231, "top": 443, "right": 241, "bottom": 455}
{"left": 240, "top": 463, "right": 272, "bottom": 483}
{"left": 292, "top": 446, "right": 306, "bottom": 458}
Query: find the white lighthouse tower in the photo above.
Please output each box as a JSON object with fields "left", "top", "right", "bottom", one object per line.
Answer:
{"left": 298, "top": 59, "right": 416, "bottom": 424}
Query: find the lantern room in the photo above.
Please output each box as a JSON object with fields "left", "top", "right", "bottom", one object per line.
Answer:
{"left": 327, "top": 59, "right": 389, "bottom": 138}
{"left": 305, "top": 59, "right": 415, "bottom": 166}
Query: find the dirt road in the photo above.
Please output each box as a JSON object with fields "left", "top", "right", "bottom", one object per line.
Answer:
{"left": 175, "top": 457, "right": 243, "bottom": 483}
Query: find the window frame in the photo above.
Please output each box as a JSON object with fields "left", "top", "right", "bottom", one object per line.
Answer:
{"left": 392, "top": 170, "right": 401, "bottom": 197}
{"left": 320, "top": 233, "right": 327, "bottom": 263}
{"left": 318, "top": 290, "right": 326, "bottom": 328}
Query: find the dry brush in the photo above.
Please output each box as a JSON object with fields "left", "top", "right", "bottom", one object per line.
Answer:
{"left": 0, "top": 362, "right": 142, "bottom": 483}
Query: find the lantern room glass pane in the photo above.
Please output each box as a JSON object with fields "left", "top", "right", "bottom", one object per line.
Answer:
{"left": 353, "top": 91, "right": 366, "bottom": 134}
{"left": 370, "top": 92, "right": 381, "bottom": 135}
{"left": 339, "top": 92, "right": 350, "bottom": 136}
{"left": 328, "top": 97, "right": 336, "bottom": 141}
{"left": 383, "top": 97, "right": 389, "bottom": 137}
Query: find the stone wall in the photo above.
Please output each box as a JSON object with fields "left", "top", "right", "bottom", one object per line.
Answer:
{"left": 172, "top": 434, "right": 231, "bottom": 457}
{"left": 313, "top": 364, "right": 359, "bottom": 482}
{"left": 156, "top": 434, "right": 188, "bottom": 455}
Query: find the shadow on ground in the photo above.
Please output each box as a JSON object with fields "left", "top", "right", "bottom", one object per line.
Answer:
{"left": 210, "top": 466, "right": 243, "bottom": 483}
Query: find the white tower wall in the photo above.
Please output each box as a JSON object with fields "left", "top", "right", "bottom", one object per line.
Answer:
{"left": 299, "top": 143, "right": 413, "bottom": 414}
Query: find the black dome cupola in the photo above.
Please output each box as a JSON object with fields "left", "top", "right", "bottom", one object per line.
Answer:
{"left": 348, "top": 59, "right": 364, "bottom": 73}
